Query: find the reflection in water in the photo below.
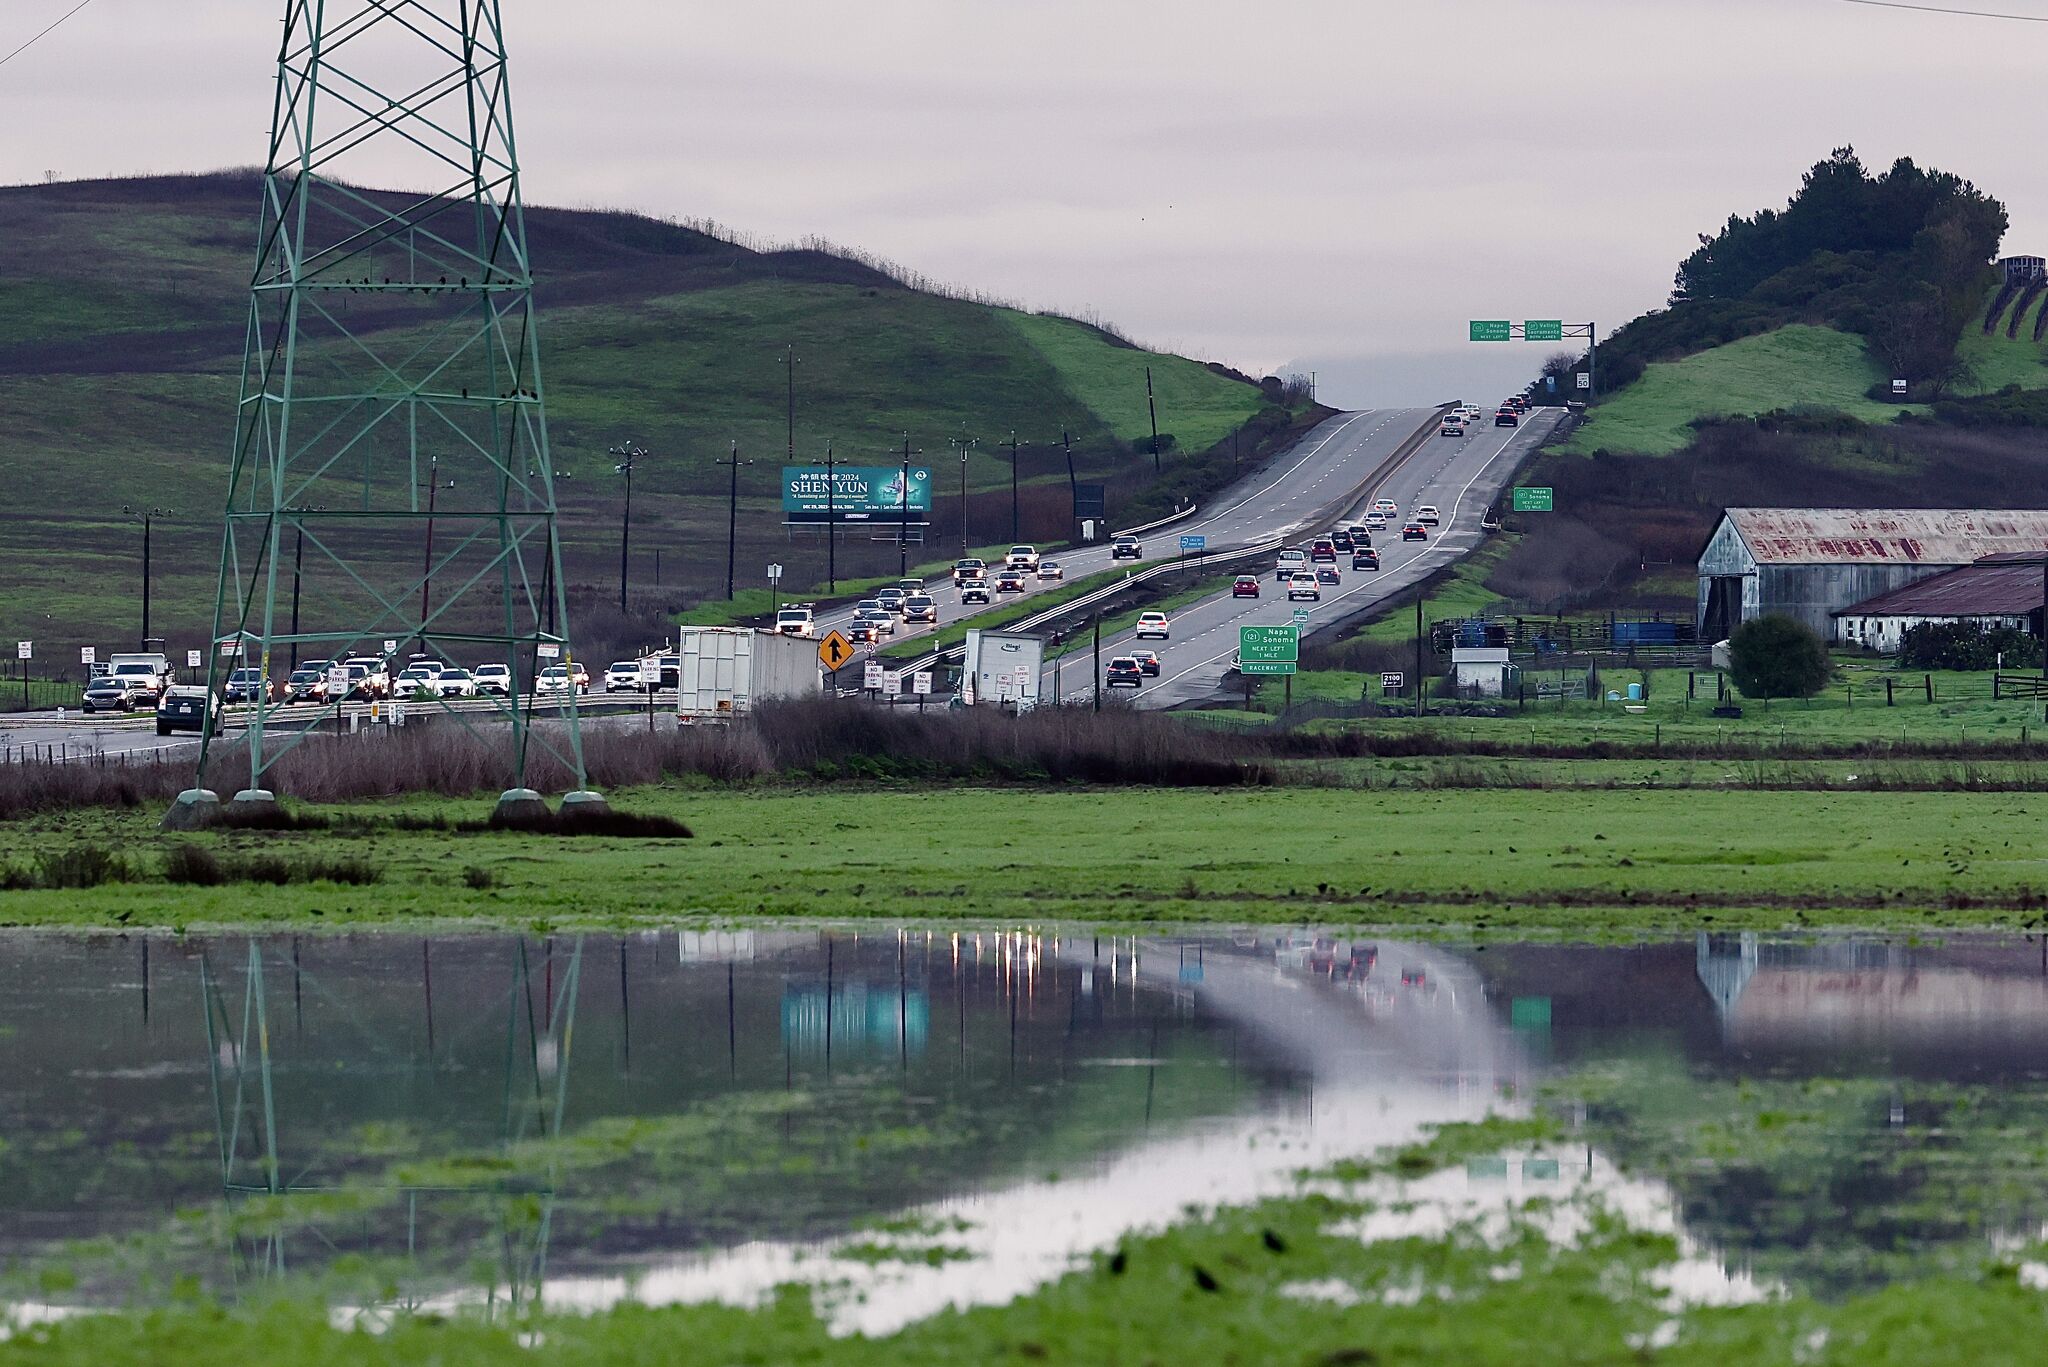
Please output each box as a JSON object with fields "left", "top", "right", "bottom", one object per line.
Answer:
{"left": 3, "top": 928, "right": 2048, "bottom": 1326}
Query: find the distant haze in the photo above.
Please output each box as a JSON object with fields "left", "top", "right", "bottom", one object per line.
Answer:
{"left": 2, "top": 0, "right": 2041, "bottom": 407}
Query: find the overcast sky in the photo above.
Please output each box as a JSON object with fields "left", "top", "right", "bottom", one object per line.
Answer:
{"left": 2, "top": 0, "right": 2042, "bottom": 407}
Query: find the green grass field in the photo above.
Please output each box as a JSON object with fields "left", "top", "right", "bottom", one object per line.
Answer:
{"left": 7, "top": 783, "right": 2048, "bottom": 933}
{"left": 996, "top": 311, "right": 1260, "bottom": 452}
{"left": 1957, "top": 281, "right": 2048, "bottom": 394}
{"left": 1562, "top": 325, "right": 1916, "bottom": 455}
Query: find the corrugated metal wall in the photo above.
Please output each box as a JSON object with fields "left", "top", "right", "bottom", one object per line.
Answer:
{"left": 1760, "top": 564, "right": 1950, "bottom": 637}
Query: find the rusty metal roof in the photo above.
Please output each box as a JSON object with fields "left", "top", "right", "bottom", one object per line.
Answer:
{"left": 1835, "top": 560, "right": 2046, "bottom": 618}
{"left": 1726, "top": 508, "right": 2048, "bottom": 566}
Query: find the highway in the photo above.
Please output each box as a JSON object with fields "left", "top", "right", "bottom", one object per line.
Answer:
{"left": 814, "top": 407, "right": 1441, "bottom": 649}
{"left": 1055, "top": 407, "right": 1563, "bottom": 709}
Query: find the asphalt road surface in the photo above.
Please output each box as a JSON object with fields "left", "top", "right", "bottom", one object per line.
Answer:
{"left": 1054, "top": 407, "right": 1564, "bottom": 709}
{"left": 811, "top": 407, "right": 1440, "bottom": 653}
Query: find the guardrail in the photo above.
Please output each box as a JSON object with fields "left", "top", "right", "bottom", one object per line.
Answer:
{"left": 1112, "top": 502, "right": 1199, "bottom": 540}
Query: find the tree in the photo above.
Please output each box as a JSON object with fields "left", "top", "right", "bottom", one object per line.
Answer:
{"left": 1729, "top": 615, "right": 1832, "bottom": 700}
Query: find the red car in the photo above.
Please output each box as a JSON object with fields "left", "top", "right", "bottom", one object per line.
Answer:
{"left": 1310, "top": 539, "right": 1337, "bottom": 563}
{"left": 1232, "top": 574, "right": 1260, "bottom": 598}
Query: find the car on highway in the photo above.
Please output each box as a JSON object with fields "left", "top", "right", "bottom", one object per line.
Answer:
{"left": 1274, "top": 548, "right": 1308, "bottom": 581}
{"left": 1330, "top": 529, "right": 1353, "bottom": 552}
{"left": 1402, "top": 521, "right": 1428, "bottom": 541}
{"left": 959, "top": 579, "right": 992, "bottom": 606}
{"left": 82, "top": 665, "right": 161, "bottom": 713}
{"left": 474, "top": 663, "right": 512, "bottom": 696}
{"left": 895, "top": 577, "right": 924, "bottom": 597}
{"left": 775, "top": 606, "right": 816, "bottom": 638}
{"left": 1037, "top": 560, "right": 1064, "bottom": 581}
{"left": 1111, "top": 536, "right": 1142, "bottom": 560}
{"left": 1232, "top": 574, "right": 1260, "bottom": 598}
{"left": 434, "top": 668, "right": 478, "bottom": 698}
{"left": 1510, "top": 395, "right": 1531, "bottom": 412}
{"left": 394, "top": 664, "right": 442, "bottom": 697}
{"left": 1131, "top": 648, "right": 1162, "bottom": 677}
{"left": 854, "top": 606, "right": 896, "bottom": 635}
{"left": 282, "top": 669, "right": 328, "bottom": 704}
{"left": 952, "top": 558, "right": 986, "bottom": 585}
{"left": 535, "top": 664, "right": 586, "bottom": 696}
{"left": 342, "top": 657, "right": 390, "bottom": 697}
{"left": 1458, "top": 405, "right": 1484, "bottom": 422}
{"left": 1315, "top": 565, "right": 1341, "bottom": 587}
{"left": 995, "top": 569, "right": 1028, "bottom": 594}
{"left": 1350, "top": 528, "right": 1372, "bottom": 549}
{"left": 1286, "top": 572, "right": 1321, "bottom": 601}
{"left": 847, "top": 620, "right": 879, "bottom": 644}
{"left": 1310, "top": 538, "right": 1336, "bottom": 563}
{"left": 1005, "top": 545, "right": 1040, "bottom": 569}
{"left": 1417, "top": 505, "right": 1441, "bottom": 526}
{"left": 154, "top": 686, "right": 219, "bottom": 736}
{"left": 338, "top": 663, "right": 379, "bottom": 700}
{"left": 875, "top": 588, "right": 908, "bottom": 615}
{"left": 224, "top": 668, "right": 275, "bottom": 705}
{"left": 569, "top": 661, "right": 592, "bottom": 691}
{"left": 1105, "top": 656, "right": 1144, "bottom": 689}
{"left": 1353, "top": 546, "right": 1381, "bottom": 571}
{"left": 1135, "top": 611, "right": 1170, "bottom": 640}
{"left": 1372, "top": 498, "right": 1398, "bottom": 516}
{"left": 1495, "top": 407, "right": 1518, "bottom": 427}
{"left": 1363, "top": 512, "right": 1388, "bottom": 532}
{"left": 903, "top": 594, "right": 938, "bottom": 624}
{"left": 1439, "top": 416, "right": 1464, "bottom": 437}
{"left": 604, "top": 661, "right": 643, "bottom": 692}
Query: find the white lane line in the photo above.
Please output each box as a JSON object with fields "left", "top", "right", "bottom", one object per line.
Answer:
{"left": 1141, "top": 416, "right": 1553, "bottom": 696}
{"left": 1204, "top": 409, "right": 1378, "bottom": 522}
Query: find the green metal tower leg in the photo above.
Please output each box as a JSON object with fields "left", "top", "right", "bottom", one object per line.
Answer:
{"left": 185, "top": 0, "right": 593, "bottom": 819}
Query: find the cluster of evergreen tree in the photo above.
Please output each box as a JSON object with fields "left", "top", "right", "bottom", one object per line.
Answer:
{"left": 1563, "top": 149, "right": 2007, "bottom": 397}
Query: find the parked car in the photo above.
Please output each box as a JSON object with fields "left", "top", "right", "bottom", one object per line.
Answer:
{"left": 1037, "top": 560, "right": 1064, "bottom": 581}
{"left": 1105, "top": 656, "right": 1144, "bottom": 689}
{"left": 1315, "top": 565, "right": 1341, "bottom": 587}
{"left": 776, "top": 606, "right": 815, "bottom": 638}
{"left": 155, "top": 687, "right": 220, "bottom": 737}
{"left": 960, "top": 580, "right": 992, "bottom": 606}
{"left": 1287, "top": 573, "right": 1321, "bottom": 602}
{"left": 903, "top": 594, "right": 939, "bottom": 624}
{"left": 604, "top": 661, "right": 644, "bottom": 692}
{"left": 1232, "top": 574, "right": 1260, "bottom": 598}
{"left": 995, "top": 569, "right": 1028, "bottom": 594}
{"left": 1353, "top": 547, "right": 1381, "bottom": 571}
{"left": 1131, "top": 649, "right": 1162, "bottom": 677}
{"left": 1135, "top": 611, "right": 1170, "bottom": 640}
{"left": 1111, "top": 536, "right": 1143, "bottom": 560}
{"left": 474, "top": 663, "right": 512, "bottom": 696}
{"left": 434, "top": 668, "right": 478, "bottom": 698}
{"left": 1402, "top": 522, "right": 1428, "bottom": 541}
{"left": 1005, "top": 545, "right": 1040, "bottom": 569}
{"left": 952, "top": 558, "right": 986, "bottom": 585}
{"left": 1417, "top": 505, "right": 1441, "bottom": 526}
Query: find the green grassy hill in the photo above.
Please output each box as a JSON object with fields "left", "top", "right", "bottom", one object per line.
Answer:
{"left": 0, "top": 174, "right": 1270, "bottom": 661}
{"left": 1561, "top": 324, "right": 1914, "bottom": 455}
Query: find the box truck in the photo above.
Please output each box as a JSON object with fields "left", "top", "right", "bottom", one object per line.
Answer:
{"left": 962, "top": 629, "right": 1043, "bottom": 710}
{"left": 675, "top": 627, "right": 820, "bottom": 721}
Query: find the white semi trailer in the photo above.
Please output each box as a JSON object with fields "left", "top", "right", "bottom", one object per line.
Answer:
{"left": 674, "top": 627, "right": 821, "bottom": 721}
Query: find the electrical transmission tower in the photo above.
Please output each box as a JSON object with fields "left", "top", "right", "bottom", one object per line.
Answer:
{"left": 187, "top": 0, "right": 594, "bottom": 818}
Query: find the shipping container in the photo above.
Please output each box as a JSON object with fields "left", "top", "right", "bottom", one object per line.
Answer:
{"left": 675, "top": 627, "right": 820, "bottom": 721}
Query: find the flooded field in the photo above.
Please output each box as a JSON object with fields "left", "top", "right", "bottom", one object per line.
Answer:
{"left": 4, "top": 928, "right": 2048, "bottom": 1332}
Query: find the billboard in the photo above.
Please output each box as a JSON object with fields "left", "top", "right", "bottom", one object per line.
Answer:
{"left": 1073, "top": 483, "right": 1106, "bottom": 519}
{"left": 783, "top": 466, "right": 932, "bottom": 524}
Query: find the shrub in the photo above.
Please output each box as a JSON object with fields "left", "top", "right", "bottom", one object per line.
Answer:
{"left": 36, "top": 845, "right": 131, "bottom": 889}
{"left": 163, "top": 844, "right": 225, "bottom": 886}
{"left": 1729, "top": 615, "right": 1832, "bottom": 700}
{"left": 1898, "top": 621, "right": 2043, "bottom": 671}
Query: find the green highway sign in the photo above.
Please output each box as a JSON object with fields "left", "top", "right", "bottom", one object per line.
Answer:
{"left": 1511, "top": 486, "right": 1554, "bottom": 512}
{"left": 1239, "top": 660, "right": 1297, "bottom": 677}
{"left": 1239, "top": 625, "right": 1299, "bottom": 664}
{"left": 1523, "top": 319, "right": 1564, "bottom": 341}
{"left": 1469, "top": 320, "right": 1511, "bottom": 342}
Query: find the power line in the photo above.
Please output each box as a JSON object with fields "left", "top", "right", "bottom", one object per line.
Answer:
{"left": 1839, "top": 0, "right": 2048, "bottom": 21}
{"left": 0, "top": 0, "right": 94, "bottom": 71}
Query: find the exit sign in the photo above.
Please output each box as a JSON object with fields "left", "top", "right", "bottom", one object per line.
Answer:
{"left": 1469, "top": 320, "right": 1511, "bottom": 342}
{"left": 1523, "top": 320, "right": 1564, "bottom": 341}
{"left": 1511, "top": 487, "right": 1554, "bottom": 512}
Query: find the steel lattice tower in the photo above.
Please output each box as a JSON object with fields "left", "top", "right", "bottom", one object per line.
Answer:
{"left": 195, "top": 0, "right": 588, "bottom": 806}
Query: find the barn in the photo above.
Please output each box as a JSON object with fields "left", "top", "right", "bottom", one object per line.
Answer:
{"left": 1696, "top": 508, "right": 2048, "bottom": 641}
{"left": 1833, "top": 554, "right": 2047, "bottom": 652}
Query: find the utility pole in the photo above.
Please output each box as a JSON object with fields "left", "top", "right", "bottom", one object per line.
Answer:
{"left": 783, "top": 345, "right": 799, "bottom": 469}
{"left": 609, "top": 439, "right": 647, "bottom": 614}
{"left": 1062, "top": 430, "right": 1078, "bottom": 539}
{"left": 1092, "top": 614, "right": 1102, "bottom": 712}
{"left": 950, "top": 431, "right": 978, "bottom": 552}
{"left": 123, "top": 506, "right": 170, "bottom": 647}
{"left": 1005, "top": 431, "right": 1024, "bottom": 544}
{"left": 1145, "top": 366, "right": 1161, "bottom": 473}
{"left": 416, "top": 456, "right": 452, "bottom": 651}
{"left": 286, "top": 513, "right": 311, "bottom": 671}
{"left": 898, "top": 433, "right": 915, "bottom": 576}
{"left": 718, "top": 442, "right": 752, "bottom": 601}
{"left": 1414, "top": 595, "right": 1425, "bottom": 719}
{"left": 824, "top": 438, "right": 837, "bottom": 593}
